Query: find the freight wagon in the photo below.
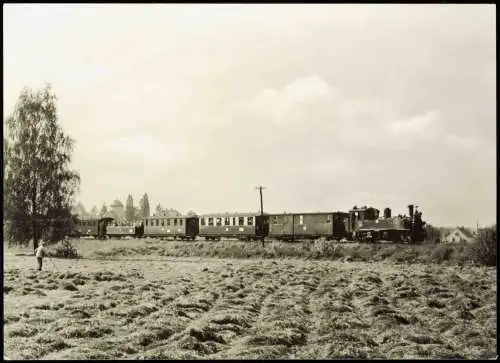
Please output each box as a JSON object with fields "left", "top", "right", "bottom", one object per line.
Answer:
{"left": 268, "top": 212, "right": 350, "bottom": 241}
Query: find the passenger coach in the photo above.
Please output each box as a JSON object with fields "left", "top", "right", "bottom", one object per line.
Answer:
{"left": 106, "top": 221, "right": 139, "bottom": 239}
{"left": 198, "top": 212, "right": 269, "bottom": 241}
{"left": 142, "top": 215, "right": 199, "bottom": 240}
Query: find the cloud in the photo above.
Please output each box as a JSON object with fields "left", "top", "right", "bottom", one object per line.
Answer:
{"left": 443, "top": 133, "right": 479, "bottom": 151}
{"left": 230, "top": 76, "right": 447, "bottom": 152}
{"left": 390, "top": 110, "right": 442, "bottom": 136}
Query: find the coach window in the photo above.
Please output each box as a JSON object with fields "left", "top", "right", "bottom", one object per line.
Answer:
{"left": 238, "top": 217, "right": 244, "bottom": 226}
{"left": 180, "top": 219, "right": 183, "bottom": 226}
{"left": 216, "top": 217, "right": 222, "bottom": 226}
{"left": 232, "top": 217, "right": 236, "bottom": 226}
{"left": 247, "top": 216, "right": 254, "bottom": 226}
{"left": 327, "top": 215, "right": 332, "bottom": 223}
{"left": 161, "top": 219, "right": 165, "bottom": 226}
{"left": 155, "top": 219, "right": 158, "bottom": 226}
{"left": 174, "top": 219, "right": 178, "bottom": 226}
{"left": 272, "top": 216, "right": 278, "bottom": 225}
{"left": 200, "top": 218, "right": 205, "bottom": 226}
{"left": 299, "top": 215, "right": 304, "bottom": 225}
{"left": 208, "top": 217, "right": 214, "bottom": 226}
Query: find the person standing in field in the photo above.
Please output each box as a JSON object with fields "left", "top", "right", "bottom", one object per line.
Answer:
{"left": 35, "top": 240, "right": 45, "bottom": 271}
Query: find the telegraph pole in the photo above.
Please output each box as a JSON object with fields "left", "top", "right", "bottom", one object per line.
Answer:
{"left": 255, "top": 186, "right": 266, "bottom": 247}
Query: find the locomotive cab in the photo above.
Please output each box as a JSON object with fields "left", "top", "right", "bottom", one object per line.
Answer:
{"left": 349, "top": 206, "right": 378, "bottom": 227}
{"left": 348, "top": 206, "right": 380, "bottom": 241}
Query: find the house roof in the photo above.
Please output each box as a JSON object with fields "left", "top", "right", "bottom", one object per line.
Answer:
{"left": 457, "top": 227, "right": 475, "bottom": 239}
{"left": 441, "top": 227, "right": 475, "bottom": 240}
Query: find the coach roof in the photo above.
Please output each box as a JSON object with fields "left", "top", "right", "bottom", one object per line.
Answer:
{"left": 144, "top": 215, "right": 193, "bottom": 219}
{"left": 199, "top": 212, "right": 270, "bottom": 218}
{"left": 269, "top": 211, "right": 348, "bottom": 216}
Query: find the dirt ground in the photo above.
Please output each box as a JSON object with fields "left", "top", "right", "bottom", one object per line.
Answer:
{"left": 3, "top": 243, "right": 497, "bottom": 360}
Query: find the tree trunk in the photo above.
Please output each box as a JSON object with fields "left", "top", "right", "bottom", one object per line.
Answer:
{"left": 33, "top": 223, "right": 39, "bottom": 254}
{"left": 32, "top": 190, "right": 38, "bottom": 254}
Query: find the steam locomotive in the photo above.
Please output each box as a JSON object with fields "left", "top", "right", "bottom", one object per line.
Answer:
{"left": 71, "top": 204, "right": 426, "bottom": 244}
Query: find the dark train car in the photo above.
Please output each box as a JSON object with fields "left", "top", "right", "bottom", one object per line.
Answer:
{"left": 98, "top": 217, "right": 114, "bottom": 239}
{"left": 268, "top": 212, "right": 350, "bottom": 241}
{"left": 198, "top": 212, "right": 269, "bottom": 241}
{"left": 143, "top": 215, "right": 198, "bottom": 240}
{"left": 72, "top": 218, "right": 99, "bottom": 238}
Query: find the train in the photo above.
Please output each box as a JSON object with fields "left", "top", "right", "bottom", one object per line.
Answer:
{"left": 70, "top": 204, "right": 426, "bottom": 244}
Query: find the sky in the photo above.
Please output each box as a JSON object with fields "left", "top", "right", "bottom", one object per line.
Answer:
{"left": 3, "top": 4, "right": 496, "bottom": 227}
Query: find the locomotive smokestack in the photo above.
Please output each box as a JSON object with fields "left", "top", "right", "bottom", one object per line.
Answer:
{"left": 408, "top": 204, "right": 414, "bottom": 219}
{"left": 384, "top": 208, "right": 391, "bottom": 219}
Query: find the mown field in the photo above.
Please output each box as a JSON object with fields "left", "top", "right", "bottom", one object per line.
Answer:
{"left": 3, "top": 238, "right": 497, "bottom": 360}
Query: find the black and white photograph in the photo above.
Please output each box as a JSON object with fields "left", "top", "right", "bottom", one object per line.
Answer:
{"left": 3, "top": 3, "right": 496, "bottom": 360}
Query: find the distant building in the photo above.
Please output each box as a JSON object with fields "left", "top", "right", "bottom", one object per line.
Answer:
{"left": 110, "top": 200, "right": 125, "bottom": 221}
{"left": 441, "top": 227, "right": 475, "bottom": 244}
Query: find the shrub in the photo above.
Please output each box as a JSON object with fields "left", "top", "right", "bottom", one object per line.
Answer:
{"left": 431, "top": 244, "right": 455, "bottom": 263}
{"left": 470, "top": 226, "right": 496, "bottom": 266}
{"left": 50, "top": 239, "right": 80, "bottom": 259}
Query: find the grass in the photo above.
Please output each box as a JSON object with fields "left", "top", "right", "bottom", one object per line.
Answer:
{"left": 3, "top": 238, "right": 497, "bottom": 360}
{"left": 40, "top": 236, "right": 491, "bottom": 267}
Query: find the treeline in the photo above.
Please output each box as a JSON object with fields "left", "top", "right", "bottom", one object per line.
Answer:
{"left": 73, "top": 193, "right": 152, "bottom": 221}
{"left": 73, "top": 194, "right": 194, "bottom": 221}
